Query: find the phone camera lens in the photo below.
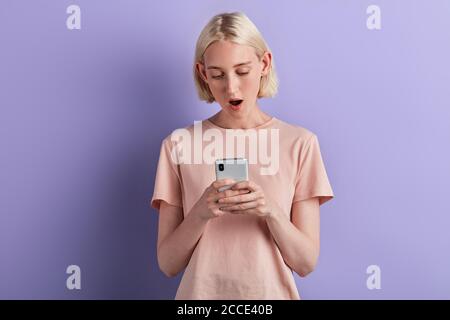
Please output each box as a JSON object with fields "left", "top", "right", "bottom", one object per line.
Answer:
{"left": 219, "top": 164, "right": 224, "bottom": 171}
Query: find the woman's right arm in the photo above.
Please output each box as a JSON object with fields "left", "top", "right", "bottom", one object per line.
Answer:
{"left": 157, "top": 200, "right": 207, "bottom": 277}
{"left": 156, "top": 179, "right": 248, "bottom": 277}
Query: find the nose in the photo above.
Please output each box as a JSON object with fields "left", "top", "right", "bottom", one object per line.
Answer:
{"left": 225, "top": 74, "right": 239, "bottom": 96}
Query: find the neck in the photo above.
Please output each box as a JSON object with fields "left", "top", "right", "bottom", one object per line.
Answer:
{"left": 210, "top": 105, "right": 272, "bottom": 129}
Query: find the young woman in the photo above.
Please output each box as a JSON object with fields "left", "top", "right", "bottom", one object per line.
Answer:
{"left": 151, "top": 12, "right": 334, "bottom": 299}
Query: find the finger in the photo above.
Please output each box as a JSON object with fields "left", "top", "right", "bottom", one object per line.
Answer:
{"left": 217, "top": 191, "right": 262, "bottom": 204}
{"left": 211, "top": 206, "right": 230, "bottom": 217}
{"left": 212, "top": 179, "right": 236, "bottom": 190}
{"left": 220, "top": 200, "right": 261, "bottom": 211}
{"left": 231, "top": 180, "right": 258, "bottom": 192}
{"left": 213, "top": 189, "right": 249, "bottom": 202}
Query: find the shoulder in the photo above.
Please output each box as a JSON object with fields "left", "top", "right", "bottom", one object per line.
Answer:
{"left": 159, "top": 121, "right": 199, "bottom": 145}
{"left": 274, "top": 117, "right": 317, "bottom": 145}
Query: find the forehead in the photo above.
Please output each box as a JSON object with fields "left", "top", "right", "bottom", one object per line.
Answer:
{"left": 203, "top": 40, "right": 257, "bottom": 68}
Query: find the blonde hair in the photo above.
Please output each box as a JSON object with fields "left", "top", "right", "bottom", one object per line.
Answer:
{"left": 193, "top": 12, "right": 279, "bottom": 103}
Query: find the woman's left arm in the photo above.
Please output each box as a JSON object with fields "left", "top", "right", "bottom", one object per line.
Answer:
{"left": 265, "top": 197, "right": 320, "bottom": 277}
{"left": 220, "top": 180, "right": 321, "bottom": 277}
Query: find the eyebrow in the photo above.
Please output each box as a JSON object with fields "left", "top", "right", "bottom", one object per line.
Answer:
{"left": 207, "top": 61, "right": 252, "bottom": 70}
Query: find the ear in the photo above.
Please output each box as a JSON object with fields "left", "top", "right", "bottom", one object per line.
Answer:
{"left": 196, "top": 62, "right": 208, "bottom": 83}
{"left": 260, "top": 51, "right": 272, "bottom": 77}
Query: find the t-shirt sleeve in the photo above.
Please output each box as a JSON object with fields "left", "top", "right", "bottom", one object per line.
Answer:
{"left": 149, "top": 138, "right": 183, "bottom": 211}
{"left": 292, "top": 134, "right": 334, "bottom": 206}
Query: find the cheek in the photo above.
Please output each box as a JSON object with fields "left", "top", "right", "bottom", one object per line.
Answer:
{"left": 244, "top": 74, "right": 262, "bottom": 92}
{"left": 207, "top": 82, "right": 221, "bottom": 95}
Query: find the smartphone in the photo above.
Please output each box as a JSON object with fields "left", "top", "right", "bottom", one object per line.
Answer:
{"left": 215, "top": 158, "right": 248, "bottom": 192}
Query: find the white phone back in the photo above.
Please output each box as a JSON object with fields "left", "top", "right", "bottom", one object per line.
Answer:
{"left": 215, "top": 158, "right": 248, "bottom": 192}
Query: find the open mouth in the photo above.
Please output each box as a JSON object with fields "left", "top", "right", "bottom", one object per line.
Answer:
{"left": 229, "top": 99, "right": 243, "bottom": 109}
{"left": 230, "top": 99, "right": 243, "bottom": 106}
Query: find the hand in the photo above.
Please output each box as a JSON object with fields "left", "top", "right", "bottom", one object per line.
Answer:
{"left": 192, "top": 179, "right": 252, "bottom": 221}
{"left": 217, "top": 180, "right": 273, "bottom": 218}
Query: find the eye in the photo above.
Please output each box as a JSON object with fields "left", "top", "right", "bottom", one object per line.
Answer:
{"left": 237, "top": 69, "right": 250, "bottom": 76}
{"left": 211, "top": 70, "right": 249, "bottom": 80}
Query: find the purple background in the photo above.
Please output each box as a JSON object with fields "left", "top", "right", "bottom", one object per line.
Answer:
{"left": 1, "top": 0, "right": 449, "bottom": 299}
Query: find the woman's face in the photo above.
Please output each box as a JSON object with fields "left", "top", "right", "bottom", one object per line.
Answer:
{"left": 197, "top": 40, "right": 271, "bottom": 118}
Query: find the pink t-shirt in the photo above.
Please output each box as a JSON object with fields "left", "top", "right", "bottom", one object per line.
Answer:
{"left": 150, "top": 117, "right": 334, "bottom": 299}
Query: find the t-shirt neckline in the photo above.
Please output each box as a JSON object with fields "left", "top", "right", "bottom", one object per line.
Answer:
{"left": 205, "top": 116, "right": 277, "bottom": 130}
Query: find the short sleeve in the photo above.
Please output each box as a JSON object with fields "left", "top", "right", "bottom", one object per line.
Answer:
{"left": 292, "top": 134, "right": 334, "bottom": 206}
{"left": 149, "top": 138, "right": 183, "bottom": 211}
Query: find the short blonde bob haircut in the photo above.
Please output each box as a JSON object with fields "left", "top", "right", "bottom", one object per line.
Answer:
{"left": 193, "top": 12, "right": 279, "bottom": 103}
